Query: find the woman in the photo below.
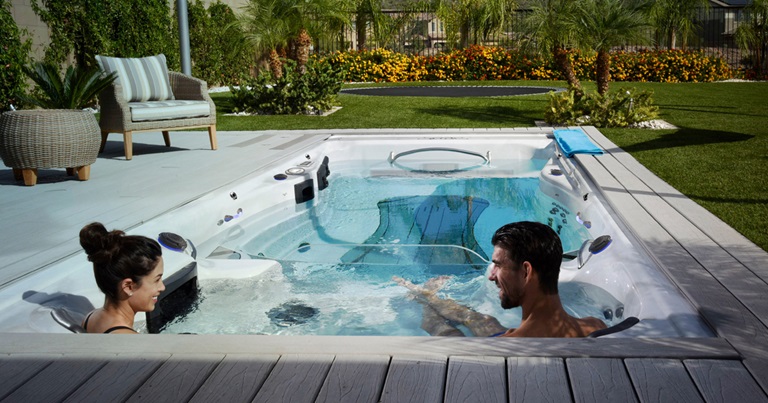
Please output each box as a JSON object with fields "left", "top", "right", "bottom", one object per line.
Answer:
{"left": 79, "top": 222, "right": 165, "bottom": 334}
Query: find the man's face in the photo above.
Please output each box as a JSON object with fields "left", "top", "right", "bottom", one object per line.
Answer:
{"left": 488, "top": 246, "right": 526, "bottom": 309}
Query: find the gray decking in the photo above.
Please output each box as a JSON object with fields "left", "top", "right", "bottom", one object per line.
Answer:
{"left": 1, "top": 127, "right": 767, "bottom": 402}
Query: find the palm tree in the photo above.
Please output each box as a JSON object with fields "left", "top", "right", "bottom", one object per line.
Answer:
{"left": 287, "top": 0, "right": 350, "bottom": 74}
{"left": 522, "top": 0, "right": 583, "bottom": 97}
{"left": 237, "top": 0, "right": 349, "bottom": 77}
{"left": 364, "top": 3, "right": 422, "bottom": 51}
{"left": 735, "top": 0, "right": 768, "bottom": 77}
{"left": 354, "top": 0, "right": 385, "bottom": 50}
{"left": 648, "top": 0, "right": 709, "bottom": 50}
{"left": 436, "top": 0, "right": 517, "bottom": 49}
{"left": 236, "top": 0, "right": 292, "bottom": 78}
{"left": 573, "top": 0, "right": 650, "bottom": 95}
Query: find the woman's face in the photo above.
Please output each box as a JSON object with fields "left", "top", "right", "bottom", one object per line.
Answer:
{"left": 128, "top": 257, "right": 165, "bottom": 312}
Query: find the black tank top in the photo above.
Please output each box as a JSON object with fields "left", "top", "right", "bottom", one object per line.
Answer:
{"left": 83, "top": 311, "right": 136, "bottom": 334}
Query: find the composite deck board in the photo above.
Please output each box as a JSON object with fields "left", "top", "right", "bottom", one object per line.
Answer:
{"left": 624, "top": 358, "right": 704, "bottom": 403}
{"left": 251, "top": 354, "right": 335, "bottom": 403}
{"left": 507, "top": 357, "right": 571, "bottom": 403}
{"left": 581, "top": 126, "right": 768, "bottom": 283}
{"left": 0, "top": 355, "right": 57, "bottom": 400}
{"left": 380, "top": 355, "right": 447, "bottom": 403}
{"left": 1, "top": 355, "right": 109, "bottom": 402}
{"left": 574, "top": 145, "right": 768, "bottom": 390}
{"left": 0, "top": 333, "right": 739, "bottom": 358}
{"left": 63, "top": 353, "right": 169, "bottom": 403}
{"left": 444, "top": 356, "right": 506, "bottom": 403}
{"left": 125, "top": 354, "right": 224, "bottom": 402}
{"left": 189, "top": 354, "right": 279, "bottom": 403}
{"left": 315, "top": 355, "right": 390, "bottom": 403}
{"left": 580, "top": 140, "right": 768, "bottom": 329}
{"left": 566, "top": 358, "right": 638, "bottom": 403}
{"left": 573, "top": 156, "right": 768, "bottom": 328}
{"left": 685, "top": 359, "right": 768, "bottom": 403}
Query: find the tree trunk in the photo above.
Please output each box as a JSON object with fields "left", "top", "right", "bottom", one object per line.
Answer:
{"left": 268, "top": 49, "right": 283, "bottom": 79}
{"left": 596, "top": 50, "right": 611, "bottom": 96}
{"left": 669, "top": 30, "right": 677, "bottom": 50}
{"left": 296, "top": 28, "right": 312, "bottom": 75}
{"left": 553, "top": 46, "right": 583, "bottom": 99}
{"left": 339, "top": 28, "right": 347, "bottom": 50}
{"left": 356, "top": 13, "right": 368, "bottom": 50}
{"left": 460, "top": 21, "right": 470, "bottom": 49}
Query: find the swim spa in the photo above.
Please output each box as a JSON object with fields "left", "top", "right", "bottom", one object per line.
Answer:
{"left": 0, "top": 133, "right": 713, "bottom": 337}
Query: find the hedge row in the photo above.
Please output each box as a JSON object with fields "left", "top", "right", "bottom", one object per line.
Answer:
{"left": 26, "top": 0, "right": 251, "bottom": 86}
{"left": 1, "top": 0, "right": 31, "bottom": 111}
{"left": 319, "top": 46, "right": 733, "bottom": 83}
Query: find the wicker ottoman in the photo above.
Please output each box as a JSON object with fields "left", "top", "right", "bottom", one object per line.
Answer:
{"left": 0, "top": 109, "right": 100, "bottom": 186}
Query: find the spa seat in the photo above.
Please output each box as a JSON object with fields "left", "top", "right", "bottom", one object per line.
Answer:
{"left": 341, "top": 195, "right": 489, "bottom": 266}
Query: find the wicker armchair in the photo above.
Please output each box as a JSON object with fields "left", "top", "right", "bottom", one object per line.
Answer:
{"left": 98, "top": 71, "right": 217, "bottom": 160}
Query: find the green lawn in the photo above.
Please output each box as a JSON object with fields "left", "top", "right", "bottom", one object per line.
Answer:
{"left": 212, "top": 80, "right": 768, "bottom": 251}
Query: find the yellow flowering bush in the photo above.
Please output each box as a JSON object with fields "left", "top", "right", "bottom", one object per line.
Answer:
{"left": 607, "top": 50, "right": 732, "bottom": 83}
{"left": 317, "top": 47, "right": 732, "bottom": 83}
{"left": 322, "top": 49, "right": 413, "bottom": 82}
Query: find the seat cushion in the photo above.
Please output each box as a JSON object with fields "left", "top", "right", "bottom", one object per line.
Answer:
{"left": 96, "top": 54, "right": 175, "bottom": 102}
{"left": 129, "top": 100, "right": 211, "bottom": 122}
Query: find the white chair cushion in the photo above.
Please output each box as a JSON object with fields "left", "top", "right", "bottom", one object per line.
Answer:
{"left": 96, "top": 54, "right": 175, "bottom": 102}
{"left": 129, "top": 100, "right": 211, "bottom": 122}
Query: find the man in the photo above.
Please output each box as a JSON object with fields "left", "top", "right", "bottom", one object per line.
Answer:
{"left": 395, "top": 221, "right": 606, "bottom": 337}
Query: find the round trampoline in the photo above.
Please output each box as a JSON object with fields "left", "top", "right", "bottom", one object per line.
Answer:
{"left": 340, "top": 86, "right": 563, "bottom": 97}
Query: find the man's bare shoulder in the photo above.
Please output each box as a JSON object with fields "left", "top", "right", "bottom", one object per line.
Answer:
{"left": 579, "top": 316, "right": 608, "bottom": 333}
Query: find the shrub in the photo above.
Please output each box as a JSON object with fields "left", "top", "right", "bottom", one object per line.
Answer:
{"left": 322, "top": 49, "right": 413, "bottom": 83}
{"left": 31, "top": 0, "right": 178, "bottom": 70}
{"left": 458, "top": 46, "right": 558, "bottom": 81}
{"left": 0, "top": 0, "right": 31, "bottom": 111}
{"left": 609, "top": 49, "right": 732, "bottom": 83}
{"left": 545, "top": 88, "right": 659, "bottom": 128}
{"left": 17, "top": 62, "right": 117, "bottom": 109}
{"left": 230, "top": 59, "right": 345, "bottom": 115}
{"left": 187, "top": 0, "right": 252, "bottom": 86}
{"left": 320, "top": 47, "right": 732, "bottom": 83}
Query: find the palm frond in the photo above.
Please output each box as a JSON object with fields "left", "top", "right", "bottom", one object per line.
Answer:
{"left": 17, "top": 62, "right": 116, "bottom": 110}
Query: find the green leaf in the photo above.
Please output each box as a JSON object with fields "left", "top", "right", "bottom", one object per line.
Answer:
{"left": 18, "top": 62, "right": 116, "bottom": 110}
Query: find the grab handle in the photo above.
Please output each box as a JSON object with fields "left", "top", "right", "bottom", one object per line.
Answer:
{"left": 388, "top": 147, "right": 490, "bottom": 164}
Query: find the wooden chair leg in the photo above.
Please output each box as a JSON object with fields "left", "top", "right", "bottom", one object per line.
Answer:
{"left": 162, "top": 131, "right": 171, "bottom": 147}
{"left": 76, "top": 165, "right": 91, "bottom": 181}
{"left": 99, "top": 131, "right": 109, "bottom": 153}
{"left": 12, "top": 168, "right": 22, "bottom": 181}
{"left": 208, "top": 125, "right": 218, "bottom": 150}
{"left": 124, "top": 131, "right": 133, "bottom": 160}
{"left": 21, "top": 168, "right": 38, "bottom": 186}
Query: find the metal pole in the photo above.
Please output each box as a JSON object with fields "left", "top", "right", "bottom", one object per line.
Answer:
{"left": 177, "top": 0, "right": 191, "bottom": 75}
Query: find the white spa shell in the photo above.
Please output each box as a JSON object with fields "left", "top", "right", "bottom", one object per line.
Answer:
{"left": 0, "top": 134, "right": 713, "bottom": 337}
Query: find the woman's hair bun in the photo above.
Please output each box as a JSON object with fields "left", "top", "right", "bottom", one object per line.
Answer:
{"left": 79, "top": 222, "right": 125, "bottom": 263}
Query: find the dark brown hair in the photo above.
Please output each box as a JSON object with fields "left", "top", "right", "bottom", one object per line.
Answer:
{"left": 491, "top": 221, "right": 563, "bottom": 294}
{"left": 79, "top": 222, "right": 162, "bottom": 302}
